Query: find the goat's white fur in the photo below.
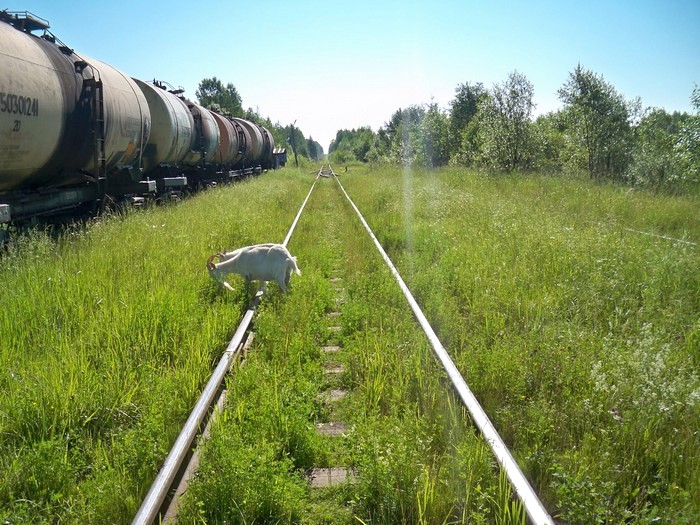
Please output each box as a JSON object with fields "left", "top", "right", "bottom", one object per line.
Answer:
{"left": 207, "top": 243, "right": 301, "bottom": 293}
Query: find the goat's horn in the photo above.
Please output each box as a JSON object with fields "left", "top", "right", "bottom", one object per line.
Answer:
{"left": 206, "top": 254, "right": 219, "bottom": 270}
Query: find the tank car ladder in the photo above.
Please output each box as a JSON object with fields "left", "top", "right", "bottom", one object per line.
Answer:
{"left": 85, "top": 77, "right": 108, "bottom": 208}
{"left": 233, "top": 120, "right": 247, "bottom": 159}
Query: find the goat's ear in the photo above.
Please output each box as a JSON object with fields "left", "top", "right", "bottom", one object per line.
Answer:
{"left": 206, "top": 254, "right": 218, "bottom": 270}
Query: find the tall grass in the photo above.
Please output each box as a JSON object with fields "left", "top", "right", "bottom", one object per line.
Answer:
{"left": 178, "top": 174, "right": 520, "bottom": 524}
{"left": 341, "top": 166, "right": 699, "bottom": 523}
{"left": 4, "top": 164, "right": 697, "bottom": 523}
{"left": 0, "top": 171, "right": 312, "bottom": 523}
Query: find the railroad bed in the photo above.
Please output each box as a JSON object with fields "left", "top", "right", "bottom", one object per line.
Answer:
{"left": 134, "top": 166, "right": 553, "bottom": 524}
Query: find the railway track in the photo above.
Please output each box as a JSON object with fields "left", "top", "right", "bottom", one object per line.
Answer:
{"left": 132, "top": 171, "right": 321, "bottom": 524}
{"left": 132, "top": 164, "right": 555, "bottom": 524}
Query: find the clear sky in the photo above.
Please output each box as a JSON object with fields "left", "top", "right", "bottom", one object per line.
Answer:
{"left": 9, "top": 0, "right": 700, "bottom": 152}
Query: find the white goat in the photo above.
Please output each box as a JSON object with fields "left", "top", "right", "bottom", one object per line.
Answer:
{"left": 207, "top": 243, "right": 301, "bottom": 293}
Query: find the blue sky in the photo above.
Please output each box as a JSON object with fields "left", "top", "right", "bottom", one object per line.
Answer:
{"left": 10, "top": 0, "right": 700, "bottom": 151}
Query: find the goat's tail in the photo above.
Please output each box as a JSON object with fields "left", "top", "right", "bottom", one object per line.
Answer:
{"left": 291, "top": 256, "right": 301, "bottom": 275}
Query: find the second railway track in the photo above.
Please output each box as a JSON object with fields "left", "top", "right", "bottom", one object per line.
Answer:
{"left": 134, "top": 164, "right": 554, "bottom": 524}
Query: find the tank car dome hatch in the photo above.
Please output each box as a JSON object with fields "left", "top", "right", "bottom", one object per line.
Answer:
{"left": 133, "top": 79, "right": 195, "bottom": 173}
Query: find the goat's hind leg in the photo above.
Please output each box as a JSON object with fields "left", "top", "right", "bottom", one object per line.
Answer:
{"left": 280, "top": 268, "right": 293, "bottom": 294}
{"left": 276, "top": 276, "right": 288, "bottom": 294}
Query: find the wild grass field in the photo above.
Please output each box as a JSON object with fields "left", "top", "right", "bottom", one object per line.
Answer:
{"left": 0, "top": 165, "right": 697, "bottom": 524}
{"left": 0, "top": 172, "right": 312, "bottom": 523}
{"left": 338, "top": 165, "right": 699, "bottom": 523}
{"left": 177, "top": 173, "right": 521, "bottom": 524}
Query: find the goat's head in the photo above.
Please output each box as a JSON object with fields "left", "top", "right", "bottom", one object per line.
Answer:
{"left": 206, "top": 253, "right": 221, "bottom": 271}
{"left": 207, "top": 253, "right": 225, "bottom": 280}
{"left": 207, "top": 252, "right": 236, "bottom": 291}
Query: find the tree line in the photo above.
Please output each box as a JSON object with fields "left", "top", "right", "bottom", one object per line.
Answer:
{"left": 328, "top": 65, "right": 699, "bottom": 191}
{"left": 194, "top": 77, "right": 324, "bottom": 162}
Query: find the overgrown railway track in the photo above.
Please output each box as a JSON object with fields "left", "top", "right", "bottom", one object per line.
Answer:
{"left": 133, "top": 163, "right": 555, "bottom": 524}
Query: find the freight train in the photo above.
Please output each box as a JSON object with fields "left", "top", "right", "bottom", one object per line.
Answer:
{"left": 0, "top": 10, "right": 277, "bottom": 226}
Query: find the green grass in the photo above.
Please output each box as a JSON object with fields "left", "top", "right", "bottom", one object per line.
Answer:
{"left": 2, "top": 164, "right": 697, "bottom": 523}
{"left": 339, "top": 165, "right": 699, "bottom": 523}
{"left": 177, "top": 175, "right": 520, "bottom": 524}
{"left": 0, "top": 171, "right": 312, "bottom": 523}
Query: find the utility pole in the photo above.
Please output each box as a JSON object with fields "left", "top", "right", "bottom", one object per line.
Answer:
{"left": 289, "top": 119, "right": 299, "bottom": 167}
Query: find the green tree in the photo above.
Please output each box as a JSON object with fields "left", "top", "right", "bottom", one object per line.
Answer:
{"left": 627, "top": 108, "right": 690, "bottom": 188}
{"left": 558, "top": 65, "right": 636, "bottom": 180}
{"left": 531, "top": 111, "right": 568, "bottom": 174}
{"left": 377, "top": 104, "right": 452, "bottom": 167}
{"left": 329, "top": 127, "right": 375, "bottom": 163}
{"left": 478, "top": 71, "right": 536, "bottom": 171}
{"left": 449, "top": 82, "right": 487, "bottom": 158}
{"left": 284, "top": 123, "right": 307, "bottom": 165}
{"left": 382, "top": 105, "right": 426, "bottom": 165}
{"left": 370, "top": 127, "right": 393, "bottom": 163}
{"left": 673, "top": 85, "right": 700, "bottom": 185}
{"left": 420, "top": 103, "right": 450, "bottom": 167}
{"left": 450, "top": 118, "right": 483, "bottom": 166}
{"left": 196, "top": 77, "right": 244, "bottom": 117}
{"left": 306, "top": 137, "right": 323, "bottom": 161}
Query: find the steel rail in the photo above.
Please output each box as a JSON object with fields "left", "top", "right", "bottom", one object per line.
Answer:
{"left": 333, "top": 174, "right": 554, "bottom": 525}
{"left": 623, "top": 227, "right": 697, "bottom": 246}
{"left": 283, "top": 171, "right": 320, "bottom": 248}
{"left": 132, "top": 172, "right": 320, "bottom": 525}
{"left": 593, "top": 221, "right": 697, "bottom": 247}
